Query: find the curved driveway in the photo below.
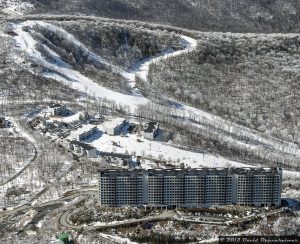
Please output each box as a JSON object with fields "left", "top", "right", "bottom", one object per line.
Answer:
{"left": 0, "top": 128, "right": 38, "bottom": 187}
{"left": 59, "top": 209, "right": 175, "bottom": 231}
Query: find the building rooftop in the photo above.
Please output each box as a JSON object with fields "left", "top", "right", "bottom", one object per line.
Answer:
{"left": 69, "top": 124, "right": 97, "bottom": 139}
{"left": 70, "top": 140, "right": 95, "bottom": 150}
{"left": 49, "top": 103, "right": 63, "bottom": 108}
{"left": 149, "top": 167, "right": 282, "bottom": 176}
{"left": 104, "top": 118, "right": 127, "bottom": 129}
{"left": 99, "top": 168, "right": 144, "bottom": 177}
{"left": 99, "top": 167, "right": 282, "bottom": 177}
{"left": 143, "top": 121, "right": 158, "bottom": 133}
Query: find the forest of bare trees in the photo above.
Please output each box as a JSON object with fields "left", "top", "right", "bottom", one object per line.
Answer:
{"left": 148, "top": 32, "right": 300, "bottom": 146}
{"left": 21, "top": 0, "right": 300, "bottom": 33}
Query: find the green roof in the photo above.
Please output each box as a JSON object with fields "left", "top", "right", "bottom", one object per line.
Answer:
{"left": 58, "top": 233, "right": 69, "bottom": 239}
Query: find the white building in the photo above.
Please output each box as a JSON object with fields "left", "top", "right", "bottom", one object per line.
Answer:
{"left": 48, "top": 104, "right": 68, "bottom": 116}
{"left": 141, "top": 122, "right": 160, "bottom": 140}
{"left": 103, "top": 118, "right": 128, "bottom": 135}
{"left": 98, "top": 167, "right": 282, "bottom": 208}
{"left": 70, "top": 124, "right": 98, "bottom": 141}
{"left": 69, "top": 140, "right": 97, "bottom": 158}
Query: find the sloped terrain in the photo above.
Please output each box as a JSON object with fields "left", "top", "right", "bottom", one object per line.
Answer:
{"left": 9, "top": 20, "right": 181, "bottom": 95}
{"left": 0, "top": 2, "right": 299, "bottom": 244}
{"left": 3, "top": 18, "right": 298, "bottom": 171}
{"left": 30, "top": 20, "right": 181, "bottom": 69}
{"left": 56, "top": 20, "right": 181, "bottom": 69}
{"left": 148, "top": 32, "right": 300, "bottom": 145}
{"left": 19, "top": 0, "right": 300, "bottom": 33}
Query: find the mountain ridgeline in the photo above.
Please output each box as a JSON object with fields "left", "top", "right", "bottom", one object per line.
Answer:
{"left": 26, "top": 0, "right": 300, "bottom": 33}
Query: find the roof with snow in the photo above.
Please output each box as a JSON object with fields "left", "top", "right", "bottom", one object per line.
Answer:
{"left": 70, "top": 140, "right": 95, "bottom": 150}
{"left": 99, "top": 167, "right": 282, "bottom": 177}
{"left": 49, "top": 103, "right": 63, "bottom": 108}
{"left": 104, "top": 118, "right": 127, "bottom": 129}
{"left": 69, "top": 124, "right": 97, "bottom": 138}
{"left": 143, "top": 121, "right": 159, "bottom": 133}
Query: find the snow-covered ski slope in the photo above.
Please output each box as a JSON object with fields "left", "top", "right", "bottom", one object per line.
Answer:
{"left": 13, "top": 21, "right": 149, "bottom": 108}
{"left": 13, "top": 21, "right": 197, "bottom": 108}
{"left": 12, "top": 20, "right": 300, "bottom": 162}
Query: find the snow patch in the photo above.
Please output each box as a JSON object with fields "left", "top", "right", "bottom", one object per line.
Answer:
{"left": 9, "top": 117, "right": 36, "bottom": 144}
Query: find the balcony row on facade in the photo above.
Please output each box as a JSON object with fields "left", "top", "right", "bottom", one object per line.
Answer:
{"left": 98, "top": 167, "right": 282, "bottom": 208}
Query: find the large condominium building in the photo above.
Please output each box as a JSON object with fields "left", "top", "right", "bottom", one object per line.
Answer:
{"left": 98, "top": 167, "right": 282, "bottom": 208}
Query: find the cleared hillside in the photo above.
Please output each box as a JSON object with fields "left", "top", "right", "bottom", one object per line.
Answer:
{"left": 52, "top": 20, "right": 182, "bottom": 69}
{"left": 8, "top": 19, "right": 180, "bottom": 94}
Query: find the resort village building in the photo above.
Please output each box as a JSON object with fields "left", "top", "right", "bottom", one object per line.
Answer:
{"left": 48, "top": 104, "right": 69, "bottom": 116}
{"left": 70, "top": 124, "right": 98, "bottom": 141}
{"left": 98, "top": 167, "right": 282, "bottom": 208}
{"left": 141, "top": 122, "right": 160, "bottom": 140}
{"left": 69, "top": 140, "right": 97, "bottom": 158}
{"left": 103, "top": 118, "right": 128, "bottom": 135}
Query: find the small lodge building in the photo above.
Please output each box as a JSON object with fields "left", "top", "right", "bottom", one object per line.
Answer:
{"left": 69, "top": 140, "right": 97, "bottom": 158}
{"left": 141, "top": 122, "right": 160, "bottom": 140}
{"left": 71, "top": 124, "right": 98, "bottom": 141}
{"left": 48, "top": 103, "right": 68, "bottom": 116}
{"left": 103, "top": 118, "right": 128, "bottom": 135}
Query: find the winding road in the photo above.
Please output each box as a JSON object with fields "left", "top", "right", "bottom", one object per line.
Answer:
{"left": 59, "top": 209, "right": 175, "bottom": 232}
{"left": 0, "top": 125, "right": 38, "bottom": 187}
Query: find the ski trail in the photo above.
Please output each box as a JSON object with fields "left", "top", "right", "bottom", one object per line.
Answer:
{"left": 12, "top": 20, "right": 300, "bottom": 161}
{"left": 13, "top": 21, "right": 149, "bottom": 109}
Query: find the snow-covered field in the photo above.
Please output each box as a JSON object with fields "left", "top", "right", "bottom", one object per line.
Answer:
{"left": 77, "top": 123, "right": 248, "bottom": 169}
{"left": 88, "top": 130, "right": 300, "bottom": 179}
{"left": 59, "top": 118, "right": 300, "bottom": 179}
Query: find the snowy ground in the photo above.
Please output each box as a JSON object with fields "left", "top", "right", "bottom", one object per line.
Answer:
{"left": 13, "top": 21, "right": 149, "bottom": 108}
{"left": 124, "top": 35, "right": 197, "bottom": 89}
{"left": 12, "top": 21, "right": 198, "bottom": 110}
{"left": 0, "top": 163, "right": 44, "bottom": 208}
{"left": 60, "top": 118, "right": 300, "bottom": 179}
{"left": 11, "top": 19, "right": 300, "bottom": 195}
{"left": 46, "top": 112, "right": 82, "bottom": 124}
{"left": 9, "top": 117, "right": 36, "bottom": 144}
{"left": 77, "top": 124, "right": 248, "bottom": 169}
{"left": 2, "top": 18, "right": 299, "bottom": 244}
{"left": 0, "top": 118, "right": 40, "bottom": 208}
{"left": 0, "top": 118, "right": 35, "bottom": 181}
{"left": 11, "top": 20, "right": 300, "bottom": 165}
